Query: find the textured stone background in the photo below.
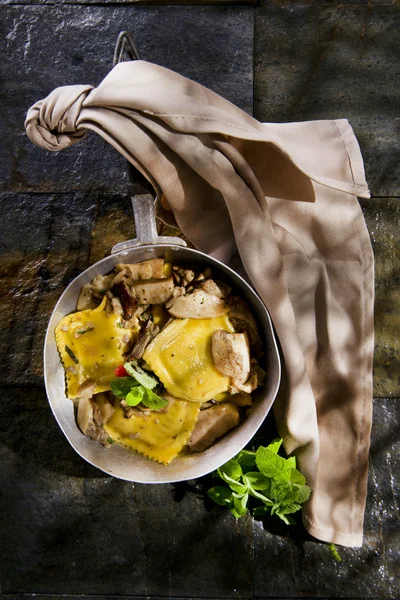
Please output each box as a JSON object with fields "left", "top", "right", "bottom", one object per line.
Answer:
{"left": 0, "top": 1, "right": 399, "bottom": 599}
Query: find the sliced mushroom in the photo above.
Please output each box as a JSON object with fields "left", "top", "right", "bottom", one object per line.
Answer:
{"left": 132, "top": 277, "right": 174, "bottom": 305}
{"left": 166, "top": 289, "right": 229, "bottom": 319}
{"left": 227, "top": 297, "right": 262, "bottom": 356}
{"left": 229, "top": 365, "right": 258, "bottom": 394}
{"left": 111, "top": 296, "right": 124, "bottom": 316}
{"left": 76, "top": 284, "right": 99, "bottom": 311}
{"left": 116, "top": 258, "right": 165, "bottom": 281}
{"left": 76, "top": 378, "right": 96, "bottom": 399}
{"left": 186, "top": 403, "right": 240, "bottom": 453}
{"left": 119, "top": 281, "right": 137, "bottom": 318}
{"left": 172, "top": 266, "right": 195, "bottom": 286}
{"left": 91, "top": 273, "right": 114, "bottom": 295}
{"left": 211, "top": 330, "right": 250, "bottom": 384}
{"left": 130, "top": 320, "right": 160, "bottom": 359}
{"left": 77, "top": 395, "right": 113, "bottom": 447}
{"left": 201, "top": 279, "right": 231, "bottom": 299}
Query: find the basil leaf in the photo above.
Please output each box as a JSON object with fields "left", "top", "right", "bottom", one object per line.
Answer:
{"left": 124, "top": 360, "right": 158, "bottom": 390}
{"left": 142, "top": 387, "right": 169, "bottom": 410}
{"left": 110, "top": 377, "right": 138, "bottom": 398}
{"left": 125, "top": 386, "right": 145, "bottom": 406}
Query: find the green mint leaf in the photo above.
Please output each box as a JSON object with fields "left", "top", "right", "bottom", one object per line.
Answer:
{"left": 124, "top": 360, "right": 158, "bottom": 390}
{"left": 65, "top": 345, "right": 79, "bottom": 364}
{"left": 285, "top": 468, "right": 306, "bottom": 485}
{"left": 207, "top": 486, "right": 234, "bottom": 507}
{"left": 293, "top": 484, "right": 311, "bottom": 504}
{"left": 141, "top": 387, "right": 169, "bottom": 410}
{"left": 256, "top": 446, "right": 291, "bottom": 479}
{"left": 243, "top": 471, "right": 270, "bottom": 491}
{"left": 267, "top": 438, "right": 283, "bottom": 454}
{"left": 286, "top": 456, "right": 297, "bottom": 469}
{"left": 217, "top": 459, "right": 242, "bottom": 482}
{"left": 275, "top": 512, "right": 296, "bottom": 525}
{"left": 271, "top": 479, "right": 311, "bottom": 505}
{"left": 110, "top": 377, "right": 139, "bottom": 398}
{"left": 230, "top": 493, "right": 249, "bottom": 518}
{"left": 245, "top": 484, "right": 274, "bottom": 505}
{"left": 220, "top": 474, "right": 248, "bottom": 495}
{"left": 125, "top": 386, "right": 145, "bottom": 406}
{"left": 236, "top": 450, "right": 257, "bottom": 468}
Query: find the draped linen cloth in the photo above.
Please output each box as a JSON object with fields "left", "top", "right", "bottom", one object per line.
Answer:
{"left": 25, "top": 61, "right": 374, "bottom": 547}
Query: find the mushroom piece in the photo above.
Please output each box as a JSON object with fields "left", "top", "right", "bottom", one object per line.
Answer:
{"left": 77, "top": 395, "right": 114, "bottom": 447}
{"left": 166, "top": 289, "right": 229, "bottom": 319}
{"left": 130, "top": 320, "right": 160, "bottom": 359}
{"left": 76, "top": 284, "right": 99, "bottom": 311}
{"left": 186, "top": 403, "right": 240, "bottom": 453}
{"left": 116, "top": 258, "right": 165, "bottom": 281}
{"left": 76, "top": 378, "right": 96, "bottom": 399}
{"left": 211, "top": 330, "right": 251, "bottom": 385}
{"left": 119, "top": 281, "right": 137, "bottom": 318}
{"left": 132, "top": 277, "right": 174, "bottom": 305}
{"left": 227, "top": 297, "right": 262, "bottom": 356}
{"left": 201, "top": 279, "right": 231, "bottom": 299}
{"left": 230, "top": 367, "right": 258, "bottom": 395}
{"left": 91, "top": 273, "right": 114, "bottom": 297}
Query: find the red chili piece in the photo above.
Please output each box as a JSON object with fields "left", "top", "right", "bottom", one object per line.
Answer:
{"left": 114, "top": 364, "right": 128, "bottom": 377}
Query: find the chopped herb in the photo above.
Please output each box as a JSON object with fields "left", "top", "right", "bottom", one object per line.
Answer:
{"left": 75, "top": 326, "right": 95, "bottom": 336}
{"left": 65, "top": 345, "right": 79, "bottom": 364}
{"left": 124, "top": 360, "right": 158, "bottom": 390}
{"left": 328, "top": 543, "right": 342, "bottom": 562}
{"left": 110, "top": 362, "right": 168, "bottom": 410}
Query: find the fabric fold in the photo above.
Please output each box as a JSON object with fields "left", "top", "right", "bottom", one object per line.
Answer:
{"left": 25, "top": 60, "right": 374, "bottom": 547}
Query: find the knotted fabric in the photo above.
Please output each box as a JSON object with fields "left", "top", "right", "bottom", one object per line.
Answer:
{"left": 25, "top": 61, "right": 374, "bottom": 547}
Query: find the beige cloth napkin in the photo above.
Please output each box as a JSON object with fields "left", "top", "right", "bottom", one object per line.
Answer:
{"left": 25, "top": 61, "right": 374, "bottom": 547}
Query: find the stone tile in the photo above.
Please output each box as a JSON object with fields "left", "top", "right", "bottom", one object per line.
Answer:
{"left": 253, "top": 398, "right": 400, "bottom": 599}
{"left": 361, "top": 197, "right": 400, "bottom": 397}
{"left": 0, "top": 190, "right": 185, "bottom": 387}
{"left": 0, "top": 4, "right": 253, "bottom": 194}
{"left": 0, "top": 191, "right": 128, "bottom": 386}
{"left": 254, "top": 4, "right": 400, "bottom": 196}
{"left": 1, "top": 388, "right": 397, "bottom": 597}
{"left": 0, "top": 391, "right": 254, "bottom": 596}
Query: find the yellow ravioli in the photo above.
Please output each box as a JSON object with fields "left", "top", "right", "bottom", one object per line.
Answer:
{"left": 104, "top": 400, "right": 200, "bottom": 464}
{"left": 143, "top": 316, "right": 234, "bottom": 402}
{"left": 55, "top": 297, "right": 136, "bottom": 398}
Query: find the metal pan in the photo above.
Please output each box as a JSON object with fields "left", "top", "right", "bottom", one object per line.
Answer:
{"left": 43, "top": 32, "right": 281, "bottom": 483}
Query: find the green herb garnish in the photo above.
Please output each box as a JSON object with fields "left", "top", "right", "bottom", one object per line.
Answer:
{"left": 110, "top": 362, "right": 168, "bottom": 410}
{"left": 124, "top": 361, "right": 158, "bottom": 390}
{"left": 75, "top": 326, "right": 94, "bottom": 336}
{"left": 207, "top": 438, "right": 311, "bottom": 524}
{"left": 328, "top": 543, "right": 342, "bottom": 562}
{"left": 65, "top": 345, "right": 79, "bottom": 364}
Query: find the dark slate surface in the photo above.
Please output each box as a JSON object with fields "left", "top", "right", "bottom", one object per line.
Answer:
{"left": 1, "top": 1, "right": 400, "bottom": 599}
{"left": 254, "top": 3, "right": 400, "bottom": 197}
{"left": 1, "top": 390, "right": 398, "bottom": 597}
{"left": 0, "top": 4, "right": 253, "bottom": 193}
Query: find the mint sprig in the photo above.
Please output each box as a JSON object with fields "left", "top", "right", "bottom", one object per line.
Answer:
{"left": 207, "top": 438, "right": 311, "bottom": 525}
{"left": 110, "top": 363, "right": 168, "bottom": 410}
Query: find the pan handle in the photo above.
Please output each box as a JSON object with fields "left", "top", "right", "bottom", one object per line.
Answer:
{"left": 111, "top": 32, "right": 187, "bottom": 254}
{"left": 111, "top": 195, "right": 187, "bottom": 253}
